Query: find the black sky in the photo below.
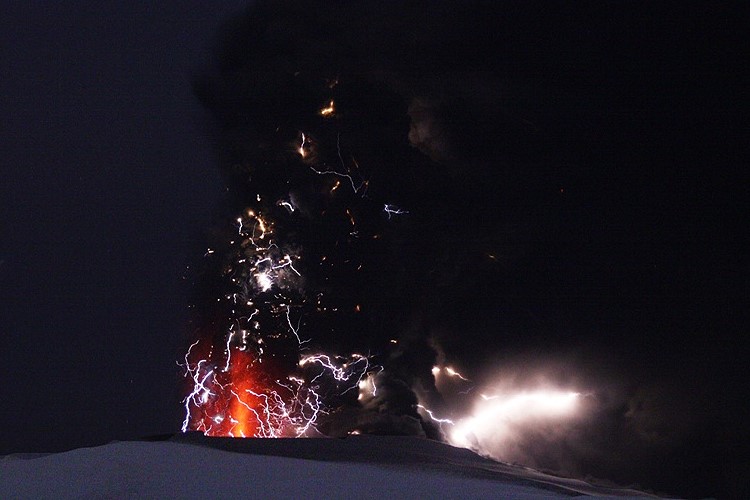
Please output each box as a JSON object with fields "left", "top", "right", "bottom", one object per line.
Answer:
{"left": 1, "top": 1, "right": 747, "bottom": 498}
{"left": 0, "top": 1, "right": 245, "bottom": 452}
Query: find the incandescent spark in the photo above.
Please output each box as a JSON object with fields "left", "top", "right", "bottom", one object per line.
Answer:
{"left": 318, "top": 99, "right": 335, "bottom": 117}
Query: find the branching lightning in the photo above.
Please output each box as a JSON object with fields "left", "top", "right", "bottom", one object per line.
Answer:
{"left": 318, "top": 99, "right": 336, "bottom": 117}
{"left": 297, "top": 132, "right": 368, "bottom": 194}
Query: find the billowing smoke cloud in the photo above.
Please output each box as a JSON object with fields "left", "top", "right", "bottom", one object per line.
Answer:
{"left": 407, "top": 98, "right": 454, "bottom": 164}
{"left": 184, "top": 1, "right": 744, "bottom": 498}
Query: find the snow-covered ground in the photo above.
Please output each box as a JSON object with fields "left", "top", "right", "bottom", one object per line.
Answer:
{"left": 1, "top": 434, "right": 661, "bottom": 499}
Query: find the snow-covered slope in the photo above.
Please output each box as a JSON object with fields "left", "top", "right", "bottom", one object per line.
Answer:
{"left": 1, "top": 434, "right": 660, "bottom": 499}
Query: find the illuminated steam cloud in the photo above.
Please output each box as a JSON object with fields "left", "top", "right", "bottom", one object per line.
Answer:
{"left": 449, "top": 390, "right": 581, "bottom": 457}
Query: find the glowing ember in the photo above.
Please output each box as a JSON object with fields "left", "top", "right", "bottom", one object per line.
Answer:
{"left": 318, "top": 99, "right": 335, "bottom": 117}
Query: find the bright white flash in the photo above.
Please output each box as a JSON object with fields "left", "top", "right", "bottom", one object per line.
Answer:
{"left": 256, "top": 272, "right": 273, "bottom": 292}
{"left": 449, "top": 390, "right": 580, "bottom": 451}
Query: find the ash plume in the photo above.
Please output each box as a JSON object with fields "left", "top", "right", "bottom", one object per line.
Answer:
{"left": 181, "top": 2, "right": 745, "bottom": 498}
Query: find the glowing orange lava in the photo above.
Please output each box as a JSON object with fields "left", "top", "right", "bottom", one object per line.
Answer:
{"left": 182, "top": 337, "right": 320, "bottom": 438}
{"left": 221, "top": 350, "right": 263, "bottom": 437}
{"left": 183, "top": 343, "right": 265, "bottom": 437}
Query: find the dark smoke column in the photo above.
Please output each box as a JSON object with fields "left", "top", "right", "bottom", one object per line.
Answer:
{"left": 179, "top": 4, "right": 442, "bottom": 437}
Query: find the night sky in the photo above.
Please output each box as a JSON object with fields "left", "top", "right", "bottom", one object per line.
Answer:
{"left": 1, "top": 2, "right": 747, "bottom": 498}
